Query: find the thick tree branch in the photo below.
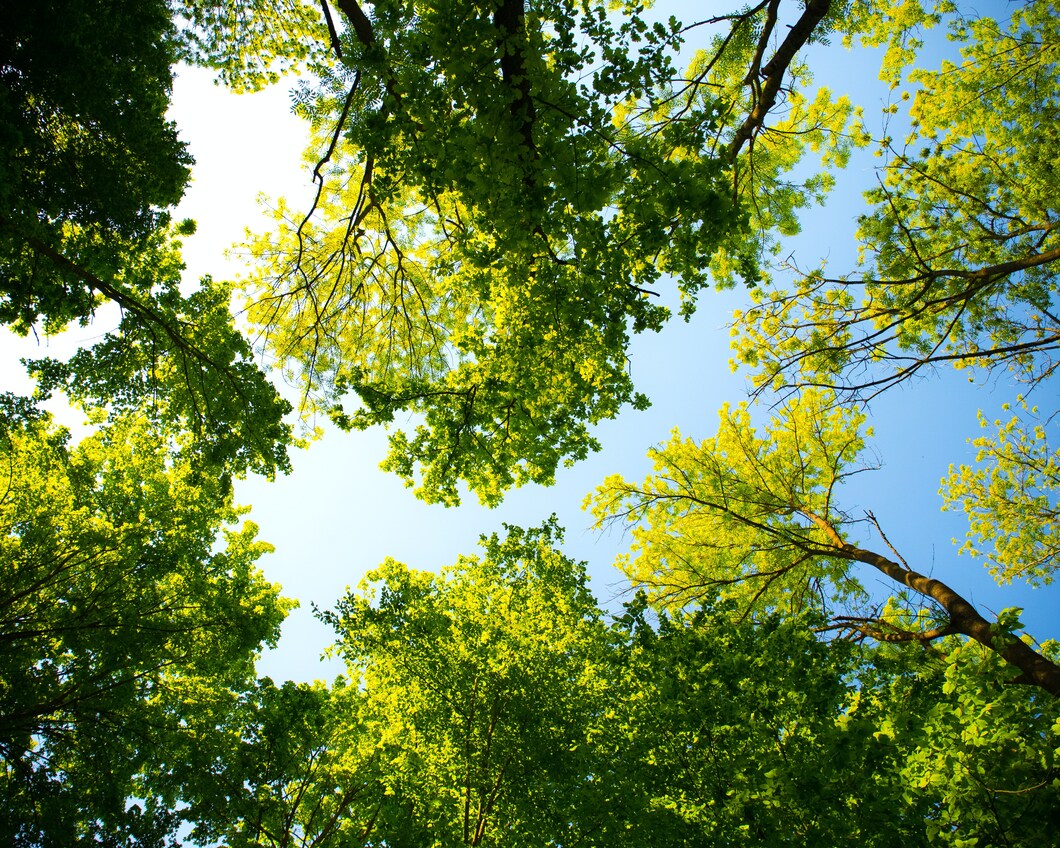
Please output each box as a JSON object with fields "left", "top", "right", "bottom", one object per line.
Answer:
{"left": 332, "top": 0, "right": 410, "bottom": 116}
{"left": 727, "top": 0, "right": 831, "bottom": 160}
{"left": 333, "top": 0, "right": 375, "bottom": 47}
{"left": 743, "top": 0, "right": 781, "bottom": 85}
{"left": 320, "top": 0, "right": 343, "bottom": 59}
{"left": 493, "top": 0, "right": 537, "bottom": 156}
{"left": 805, "top": 511, "right": 1060, "bottom": 696}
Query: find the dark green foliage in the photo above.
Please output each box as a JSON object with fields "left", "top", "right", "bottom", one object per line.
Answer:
{"left": 0, "top": 0, "right": 292, "bottom": 479}
{"left": 0, "top": 0, "right": 191, "bottom": 331}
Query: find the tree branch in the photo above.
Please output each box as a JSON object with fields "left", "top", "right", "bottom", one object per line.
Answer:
{"left": 333, "top": 0, "right": 374, "bottom": 47}
{"left": 804, "top": 511, "right": 1060, "bottom": 696}
{"left": 727, "top": 0, "right": 831, "bottom": 160}
{"left": 493, "top": 0, "right": 537, "bottom": 157}
{"left": 320, "top": 0, "right": 343, "bottom": 59}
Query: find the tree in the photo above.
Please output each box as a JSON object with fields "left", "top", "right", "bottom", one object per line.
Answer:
{"left": 0, "top": 5, "right": 302, "bottom": 837}
{"left": 732, "top": 0, "right": 1060, "bottom": 397}
{"left": 236, "top": 0, "right": 729, "bottom": 505}
{"left": 183, "top": 0, "right": 884, "bottom": 505}
{"left": 850, "top": 634, "right": 1060, "bottom": 848}
{"left": 590, "top": 389, "right": 1060, "bottom": 695}
{"left": 585, "top": 599, "right": 916, "bottom": 848}
{"left": 151, "top": 676, "right": 385, "bottom": 848}
{"left": 0, "top": 0, "right": 293, "bottom": 479}
{"left": 319, "top": 520, "right": 609, "bottom": 847}
{"left": 572, "top": 0, "right": 1060, "bottom": 695}
{"left": 0, "top": 0, "right": 190, "bottom": 260}
{"left": 0, "top": 407, "right": 292, "bottom": 845}
{"left": 158, "top": 525, "right": 1059, "bottom": 847}
{"left": 0, "top": 0, "right": 188, "bottom": 332}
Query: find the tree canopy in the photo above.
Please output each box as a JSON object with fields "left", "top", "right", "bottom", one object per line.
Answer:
{"left": 732, "top": 0, "right": 1060, "bottom": 396}
{"left": 0, "top": 407, "right": 292, "bottom": 845}
{"left": 0, "top": 0, "right": 293, "bottom": 481}
{"left": 225, "top": 0, "right": 879, "bottom": 504}
{"left": 157, "top": 526, "right": 1060, "bottom": 847}
{"left": 2, "top": 0, "right": 1059, "bottom": 845}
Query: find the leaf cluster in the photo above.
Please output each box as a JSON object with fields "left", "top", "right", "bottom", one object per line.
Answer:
{"left": 590, "top": 389, "right": 871, "bottom": 616}
{"left": 732, "top": 0, "right": 1060, "bottom": 396}
{"left": 238, "top": 0, "right": 878, "bottom": 504}
{"left": 0, "top": 412, "right": 292, "bottom": 845}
